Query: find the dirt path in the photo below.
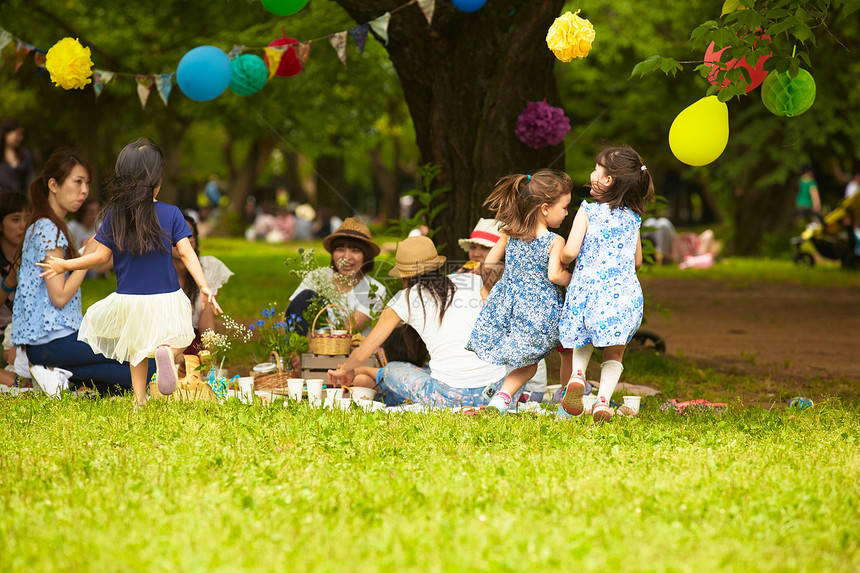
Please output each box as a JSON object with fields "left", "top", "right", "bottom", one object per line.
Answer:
{"left": 640, "top": 277, "right": 860, "bottom": 384}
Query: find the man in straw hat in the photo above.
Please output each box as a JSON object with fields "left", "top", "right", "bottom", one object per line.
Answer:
{"left": 327, "top": 236, "right": 517, "bottom": 409}
{"left": 285, "top": 217, "right": 385, "bottom": 341}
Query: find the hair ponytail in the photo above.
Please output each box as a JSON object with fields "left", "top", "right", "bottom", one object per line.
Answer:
{"left": 590, "top": 145, "right": 655, "bottom": 217}
{"left": 484, "top": 169, "right": 572, "bottom": 241}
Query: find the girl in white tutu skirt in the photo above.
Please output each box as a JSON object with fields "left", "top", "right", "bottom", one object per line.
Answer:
{"left": 37, "top": 138, "right": 221, "bottom": 407}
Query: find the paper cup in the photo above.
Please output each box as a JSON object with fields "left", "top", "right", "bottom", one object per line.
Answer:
{"left": 237, "top": 376, "right": 255, "bottom": 404}
{"left": 349, "top": 386, "right": 377, "bottom": 403}
{"left": 622, "top": 395, "right": 642, "bottom": 414}
{"left": 582, "top": 394, "right": 598, "bottom": 414}
{"left": 306, "top": 379, "right": 324, "bottom": 407}
{"left": 287, "top": 378, "right": 304, "bottom": 402}
{"left": 324, "top": 387, "right": 344, "bottom": 408}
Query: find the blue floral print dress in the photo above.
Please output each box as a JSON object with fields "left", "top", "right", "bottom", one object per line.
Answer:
{"left": 559, "top": 201, "right": 643, "bottom": 349}
{"left": 466, "top": 233, "right": 563, "bottom": 367}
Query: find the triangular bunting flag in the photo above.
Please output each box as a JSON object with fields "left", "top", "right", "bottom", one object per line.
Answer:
{"left": 14, "top": 41, "right": 35, "bottom": 72}
{"left": 328, "top": 32, "right": 348, "bottom": 68}
{"left": 92, "top": 69, "right": 115, "bottom": 98}
{"left": 32, "top": 49, "right": 47, "bottom": 69}
{"left": 156, "top": 73, "right": 174, "bottom": 106}
{"left": 136, "top": 75, "right": 153, "bottom": 109}
{"left": 369, "top": 13, "right": 391, "bottom": 46}
{"left": 348, "top": 24, "right": 370, "bottom": 54}
{"left": 294, "top": 42, "right": 311, "bottom": 67}
{"left": 264, "top": 46, "right": 286, "bottom": 79}
{"left": 228, "top": 45, "right": 244, "bottom": 60}
{"left": 417, "top": 0, "right": 435, "bottom": 25}
{"left": 0, "top": 29, "right": 13, "bottom": 53}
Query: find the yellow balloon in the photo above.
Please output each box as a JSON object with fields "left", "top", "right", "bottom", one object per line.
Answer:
{"left": 668, "top": 96, "right": 729, "bottom": 166}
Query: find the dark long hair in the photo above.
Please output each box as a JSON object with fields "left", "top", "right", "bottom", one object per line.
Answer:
{"left": 401, "top": 271, "right": 456, "bottom": 327}
{"left": 179, "top": 211, "right": 199, "bottom": 308}
{"left": 0, "top": 192, "right": 29, "bottom": 224}
{"left": 484, "top": 169, "right": 572, "bottom": 241}
{"left": 0, "top": 118, "right": 23, "bottom": 162}
{"left": 588, "top": 145, "right": 655, "bottom": 217}
{"left": 102, "top": 138, "right": 169, "bottom": 255}
{"left": 20, "top": 149, "right": 91, "bottom": 262}
{"left": 384, "top": 325, "right": 428, "bottom": 367}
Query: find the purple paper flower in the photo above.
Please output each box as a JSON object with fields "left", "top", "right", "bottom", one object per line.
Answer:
{"left": 515, "top": 100, "right": 571, "bottom": 149}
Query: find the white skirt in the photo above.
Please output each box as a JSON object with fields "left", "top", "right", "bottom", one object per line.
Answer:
{"left": 78, "top": 289, "right": 194, "bottom": 366}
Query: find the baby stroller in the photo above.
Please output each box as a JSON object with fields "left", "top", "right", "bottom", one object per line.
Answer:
{"left": 791, "top": 191, "right": 860, "bottom": 268}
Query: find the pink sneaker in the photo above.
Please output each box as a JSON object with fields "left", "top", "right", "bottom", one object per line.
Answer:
{"left": 561, "top": 370, "right": 586, "bottom": 416}
{"left": 592, "top": 396, "right": 614, "bottom": 423}
{"left": 155, "top": 346, "right": 177, "bottom": 395}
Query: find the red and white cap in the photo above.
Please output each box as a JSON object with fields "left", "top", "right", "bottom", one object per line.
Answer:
{"left": 458, "top": 218, "right": 502, "bottom": 251}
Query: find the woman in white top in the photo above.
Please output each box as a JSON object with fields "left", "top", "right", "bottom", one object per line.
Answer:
{"left": 327, "top": 236, "right": 511, "bottom": 407}
{"left": 286, "top": 217, "right": 385, "bottom": 335}
{"left": 173, "top": 211, "right": 232, "bottom": 356}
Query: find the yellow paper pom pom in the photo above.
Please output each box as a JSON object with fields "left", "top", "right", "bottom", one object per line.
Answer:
{"left": 45, "top": 37, "right": 94, "bottom": 90}
{"left": 546, "top": 10, "right": 595, "bottom": 62}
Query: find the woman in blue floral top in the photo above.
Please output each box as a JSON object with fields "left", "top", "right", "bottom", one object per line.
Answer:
{"left": 12, "top": 150, "right": 152, "bottom": 395}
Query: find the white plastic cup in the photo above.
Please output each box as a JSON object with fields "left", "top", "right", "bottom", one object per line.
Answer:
{"left": 582, "top": 394, "right": 598, "bottom": 414}
{"left": 350, "top": 386, "right": 377, "bottom": 403}
{"left": 237, "top": 376, "right": 255, "bottom": 404}
{"left": 306, "top": 379, "right": 324, "bottom": 407}
{"left": 287, "top": 378, "right": 304, "bottom": 402}
{"left": 324, "top": 387, "right": 344, "bottom": 408}
{"left": 622, "top": 395, "right": 642, "bottom": 415}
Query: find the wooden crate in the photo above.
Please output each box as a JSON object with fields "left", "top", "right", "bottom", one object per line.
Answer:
{"left": 301, "top": 353, "right": 379, "bottom": 380}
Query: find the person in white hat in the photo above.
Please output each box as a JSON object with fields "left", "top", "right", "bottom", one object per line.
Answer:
{"left": 455, "top": 218, "right": 502, "bottom": 274}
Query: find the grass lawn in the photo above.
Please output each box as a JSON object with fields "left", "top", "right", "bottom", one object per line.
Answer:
{"left": 0, "top": 396, "right": 858, "bottom": 571}
{"left": 4, "top": 239, "right": 855, "bottom": 571}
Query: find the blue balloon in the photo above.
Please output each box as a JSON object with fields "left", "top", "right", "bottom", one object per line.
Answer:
{"left": 452, "top": 0, "right": 487, "bottom": 12}
{"left": 177, "top": 46, "right": 232, "bottom": 102}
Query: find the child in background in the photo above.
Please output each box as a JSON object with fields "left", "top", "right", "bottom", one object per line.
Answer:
{"left": 466, "top": 169, "right": 572, "bottom": 414}
{"left": 559, "top": 145, "right": 654, "bottom": 422}
{"left": 37, "top": 138, "right": 222, "bottom": 408}
{"left": 348, "top": 325, "right": 428, "bottom": 395}
{"left": 0, "top": 192, "right": 28, "bottom": 385}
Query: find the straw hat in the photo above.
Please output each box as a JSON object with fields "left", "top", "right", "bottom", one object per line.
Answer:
{"left": 322, "top": 217, "right": 381, "bottom": 257}
{"left": 388, "top": 236, "right": 447, "bottom": 278}
{"left": 458, "top": 218, "right": 502, "bottom": 251}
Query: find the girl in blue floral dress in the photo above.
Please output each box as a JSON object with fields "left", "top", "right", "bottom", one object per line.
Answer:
{"left": 559, "top": 145, "right": 654, "bottom": 422}
{"left": 466, "top": 169, "right": 573, "bottom": 414}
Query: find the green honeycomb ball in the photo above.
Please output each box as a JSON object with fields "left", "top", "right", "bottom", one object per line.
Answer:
{"left": 229, "top": 54, "right": 268, "bottom": 97}
{"left": 760, "top": 69, "right": 816, "bottom": 117}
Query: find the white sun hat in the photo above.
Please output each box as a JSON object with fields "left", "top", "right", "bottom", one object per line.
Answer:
{"left": 458, "top": 218, "right": 502, "bottom": 251}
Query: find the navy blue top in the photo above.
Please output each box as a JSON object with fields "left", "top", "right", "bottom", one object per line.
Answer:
{"left": 96, "top": 201, "right": 191, "bottom": 295}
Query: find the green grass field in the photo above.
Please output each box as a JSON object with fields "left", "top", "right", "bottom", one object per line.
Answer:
{"left": 1, "top": 396, "right": 858, "bottom": 571}
{"left": 3, "top": 239, "right": 857, "bottom": 571}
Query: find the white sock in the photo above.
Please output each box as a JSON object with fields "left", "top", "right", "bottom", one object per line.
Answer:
{"left": 597, "top": 360, "right": 624, "bottom": 402}
{"left": 571, "top": 344, "right": 594, "bottom": 381}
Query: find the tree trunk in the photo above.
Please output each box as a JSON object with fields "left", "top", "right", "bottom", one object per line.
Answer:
{"left": 333, "top": 0, "right": 565, "bottom": 257}
{"left": 158, "top": 112, "right": 192, "bottom": 206}
{"left": 369, "top": 143, "right": 401, "bottom": 220}
{"left": 315, "top": 137, "right": 349, "bottom": 217}
{"left": 225, "top": 135, "right": 278, "bottom": 235}
{"left": 732, "top": 173, "right": 795, "bottom": 255}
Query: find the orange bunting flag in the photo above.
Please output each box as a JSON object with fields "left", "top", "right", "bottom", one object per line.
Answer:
{"left": 329, "top": 32, "right": 348, "bottom": 68}
{"left": 294, "top": 42, "right": 311, "bottom": 67}
{"left": 136, "top": 75, "right": 153, "bottom": 109}
{"left": 264, "top": 46, "right": 287, "bottom": 79}
{"left": 14, "top": 40, "right": 35, "bottom": 72}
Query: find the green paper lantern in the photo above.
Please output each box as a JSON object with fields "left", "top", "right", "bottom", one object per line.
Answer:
{"left": 760, "top": 69, "right": 816, "bottom": 117}
{"left": 229, "top": 54, "right": 268, "bottom": 96}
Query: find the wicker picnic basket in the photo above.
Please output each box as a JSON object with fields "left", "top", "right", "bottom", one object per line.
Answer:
{"left": 308, "top": 304, "right": 354, "bottom": 356}
{"left": 252, "top": 351, "right": 292, "bottom": 391}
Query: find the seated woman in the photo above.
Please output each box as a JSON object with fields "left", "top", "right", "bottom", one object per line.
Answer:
{"left": 327, "top": 236, "right": 512, "bottom": 408}
{"left": 0, "top": 192, "right": 28, "bottom": 385}
{"left": 12, "top": 150, "right": 154, "bottom": 395}
{"left": 286, "top": 217, "right": 385, "bottom": 335}
{"left": 173, "top": 211, "right": 232, "bottom": 356}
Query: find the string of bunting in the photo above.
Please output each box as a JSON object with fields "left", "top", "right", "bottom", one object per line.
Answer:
{"left": 0, "top": 0, "right": 436, "bottom": 109}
